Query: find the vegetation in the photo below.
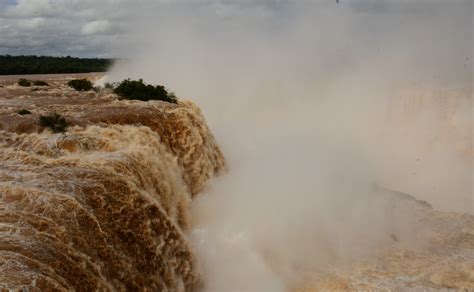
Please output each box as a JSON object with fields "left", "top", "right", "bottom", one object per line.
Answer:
{"left": 113, "top": 79, "right": 177, "bottom": 103}
{"left": 18, "top": 109, "right": 32, "bottom": 115}
{"left": 0, "top": 55, "right": 113, "bottom": 75}
{"left": 104, "top": 82, "right": 114, "bottom": 89}
{"left": 32, "top": 80, "right": 49, "bottom": 86}
{"left": 18, "top": 79, "right": 31, "bottom": 87}
{"left": 68, "top": 79, "right": 93, "bottom": 91}
{"left": 39, "top": 113, "right": 69, "bottom": 133}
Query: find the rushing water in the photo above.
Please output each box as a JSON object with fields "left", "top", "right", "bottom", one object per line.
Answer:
{"left": 0, "top": 77, "right": 225, "bottom": 290}
{"left": 1, "top": 75, "right": 472, "bottom": 291}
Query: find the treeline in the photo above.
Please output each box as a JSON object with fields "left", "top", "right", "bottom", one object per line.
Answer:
{"left": 0, "top": 55, "right": 114, "bottom": 75}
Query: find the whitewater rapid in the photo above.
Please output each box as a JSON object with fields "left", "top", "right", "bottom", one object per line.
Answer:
{"left": 0, "top": 75, "right": 225, "bottom": 290}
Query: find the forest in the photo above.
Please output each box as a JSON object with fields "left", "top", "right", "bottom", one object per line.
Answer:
{"left": 0, "top": 55, "right": 113, "bottom": 75}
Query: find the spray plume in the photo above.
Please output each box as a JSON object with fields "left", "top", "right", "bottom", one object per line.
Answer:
{"left": 109, "top": 0, "right": 472, "bottom": 290}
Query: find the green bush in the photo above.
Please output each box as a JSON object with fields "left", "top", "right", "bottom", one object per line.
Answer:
{"left": 18, "top": 79, "right": 31, "bottom": 87}
{"left": 104, "top": 82, "right": 115, "bottom": 89}
{"left": 68, "top": 78, "right": 93, "bottom": 91}
{"left": 18, "top": 109, "right": 32, "bottom": 115}
{"left": 113, "top": 79, "right": 177, "bottom": 103}
{"left": 39, "top": 112, "right": 69, "bottom": 133}
{"left": 33, "top": 80, "right": 48, "bottom": 86}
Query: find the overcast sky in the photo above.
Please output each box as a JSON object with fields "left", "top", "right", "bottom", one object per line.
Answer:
{"left": 0, "top": 0, "right": 130, "bottom": 57}
{"left": 0, "top": 0, "right": 298, "bottom": 57}
{"left": 0, "top": 0, "right": 472, "bottom": 58}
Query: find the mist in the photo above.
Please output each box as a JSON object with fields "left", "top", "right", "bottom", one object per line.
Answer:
{"left": 109, "top": 0, "right": 472, "bottom": 290}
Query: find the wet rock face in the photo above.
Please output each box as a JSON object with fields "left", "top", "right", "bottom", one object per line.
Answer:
{"left": 0, "top": 75, "right": 226, "bottom": 291}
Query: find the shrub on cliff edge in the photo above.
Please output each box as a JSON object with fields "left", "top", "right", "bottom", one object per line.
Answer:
{"left": 113, "top": 79, "right": 177, "bottom": 103}
{"left": 18, "top": 109, "right": 32, "bottom": 115}
{"left": 18, "top": 79, "right": 31, "bottom": 87}
{"left": 68, "top": 78, "right": 93, "bottom": 91}
{"left": 39, "top": 112, "right": 69, "bottom": 133}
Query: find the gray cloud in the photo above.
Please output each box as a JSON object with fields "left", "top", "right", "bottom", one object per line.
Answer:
{"left": 0, "top": 0, "right": 246, "bottom": 57}
{"left": 0, "top": 0, "right": 472, "bottom": 58}
{"left": 0, "top": 0, "right": 129, "bottom": 57}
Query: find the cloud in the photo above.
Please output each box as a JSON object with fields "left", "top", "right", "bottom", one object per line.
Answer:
{"left": 81, "top": 20, "right": 112, "bottom": 35}
{"left": 0, "top": 0, "right": 128, "bottom": 57}
{"left": 0, "top": 0, "right": 471, "bottom": 58}
{"left": 1, "top": 0, "right": 55, "bottom": 18}
{"left": 0, "top": 0, "right": 304, "bottom": 57}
